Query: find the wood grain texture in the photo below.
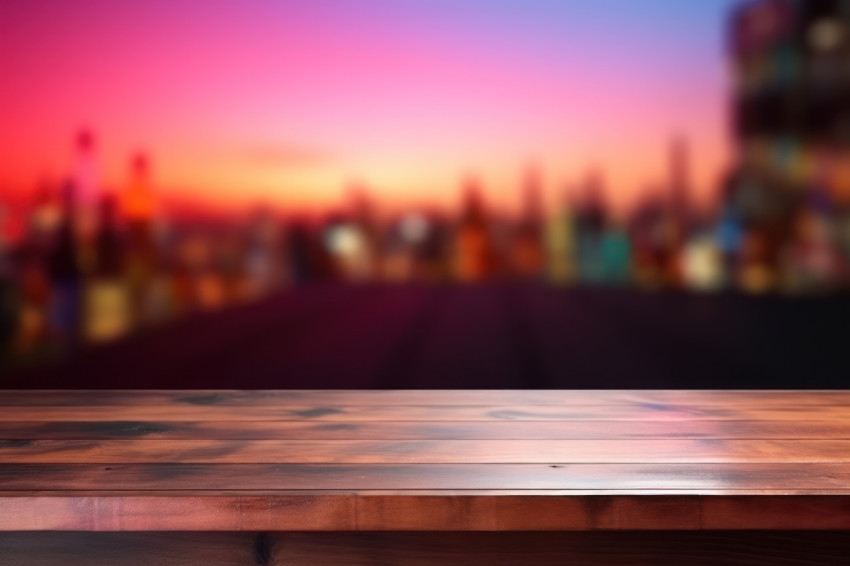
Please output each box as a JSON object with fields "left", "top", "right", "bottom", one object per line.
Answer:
{"left": 1, "top": 390, "right": 850, "bottom": 532}
{"left": 4, "top": 419, "right": 850, "bottom": 440}
{"left": 4, "top": 462, "right": 850, "bottom": 491}
{"left": 3, "top": 532, "right": 850, "bottom": 565}
{"left": 0, "top": 494, "right": 705, "bottom": 531}
{"left": 2, "top": 389, "right": 850, "bottom": 407}
{"left": 3, "top": 403, "right": 850, "bottom": 422}
{"left": 2, "top": 438, "right": 850, "bottom": 464}
{"left": 3, "top": 494, "right": 850, "bottom": 531}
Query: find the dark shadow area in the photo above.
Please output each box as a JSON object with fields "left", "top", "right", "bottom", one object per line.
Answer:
{"left": 3, "top": 284, "right": 848, "bottom": 390}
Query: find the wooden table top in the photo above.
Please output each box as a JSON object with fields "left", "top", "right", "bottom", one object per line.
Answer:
{"left": 2, "top": 390, "right": 850, "bottom": 532}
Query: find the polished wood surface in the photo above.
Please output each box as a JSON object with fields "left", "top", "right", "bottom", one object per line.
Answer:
{"left": 2, "top": 390, "right": 850, "bottom": 531}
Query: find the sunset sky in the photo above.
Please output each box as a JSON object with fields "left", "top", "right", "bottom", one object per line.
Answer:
{"left": 1, "top": 0, "right": 740, "bottom": 214}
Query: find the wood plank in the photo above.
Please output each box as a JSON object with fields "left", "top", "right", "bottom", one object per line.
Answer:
{"left": 3, "top": 404, "right": 850, "bottom": 422}
{"left": 0, "top": 493, "right": 701, "bottom": 531}
{"left": 4, "top": 531, "right": 850, "bottom": 566}
{"left": 702, "top": 496, "right": 850, "bottom": 530}
{"left": 1, "top": 439, "right": 850, "bottom": 464}
{"left": 3, "top": 463, "right": 850, "bottom": 491}
{"left": 2, "top": 389, "right": 850, "bottom": 407}
{"left": 2, "top": 493, "right": 850, "bottom": 531}
{"left": 3, "top": 390, "right": 850, "bottom": 534}
{"left": 5, "top": 419, "right": 850, "bottom": 439}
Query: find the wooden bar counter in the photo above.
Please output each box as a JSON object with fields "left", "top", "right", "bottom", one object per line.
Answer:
{"left": 1, "top": 390, "right": 850, "bottom": 564}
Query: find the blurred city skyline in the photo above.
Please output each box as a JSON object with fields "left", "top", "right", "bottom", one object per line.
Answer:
{"left": 2, "top": 0, "right": 737, "bottom": 218}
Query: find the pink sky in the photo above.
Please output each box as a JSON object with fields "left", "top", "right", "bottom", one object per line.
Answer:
{"left": 0, "top": 0, "right": 739, "bottom": 214}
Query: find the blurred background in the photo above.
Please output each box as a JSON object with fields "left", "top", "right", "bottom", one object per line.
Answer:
{"left": 2, "top": 0, "right": 850, "bottom": 389}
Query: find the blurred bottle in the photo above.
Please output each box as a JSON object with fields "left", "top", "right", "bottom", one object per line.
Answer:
{"left": 217, "top": 229, "right": 246, "bottom": 303}
{"left": 599, "top": 219, "right": 632, "bottom": 285}
{"left": 511, "top": 166, "right": 545, "bottom": 278}
{"left": 384, "top": 212, "right": 429, "bottom": 282}
{"left": 683, "top": 228, "right": 725, "bottom": 292}
{"left": 714, "top": 169, "right": 747, "bottom": 289}
{"left": 285, "top": 221, "right": 311, "bottom": 284}
{"left": 574, "top": 172, "right": 608, "bottom": 284}
{"left": 188, "top": 230, "right": 226, "bottom": 310}
{"left": 319, "top": 189, "right": 378, "bottom": 282}
{"left": 286, "top": 220, "right": 331, "bottom": 284}
{"left": 0, "top": 202, "right": 10, "bottom": 281}
{"left": 0, "top": 202, "right": 18, "bottom": 354}
{"left": 782, "top": 197, "right": 841, "bottom": 293}
{"left": 92, "top": 196, "right": 124, "bottom": 280}
{"left": 30, "top": 183, "right": 61, "bottom": 240}
{"left": 122, "top": 152, "right": 162, "bottom": 325}
{"left": 70, "top": 129, "right": 101, "bottom": 274}
{"left": 83, "top": 195, "right": 131, "bottom": 343}
{"left": 350, "top": 187, "right": 381, "bottom": 279}
{"left": 46, "top": 180, "right": 83, "bottom": 345}
{"left": 325, "top": 217, "right": 371, "bottom": 282}
{"left": 657, "top": 215, "right": 685, "bottom": 288}
{"left": 72, "top": 130, "right": 100, "bottom": 209}
{"left": 629, "top": 194, "right": 664, "bottom": 289}
{"left": 544, "top": 189, "right": 576, "bottom": 285}
{"left": 738, "top": 228, "right": 778, "bottom": 293}
{"left": 9, "top": 190, "right": 54, "bottom": 352}
{"left": 664, "top": 136, "right": 693, "bottom": 288}
{"left": 415, "top": 212, "right": 451, "bottom": 281}
{"left": 169, "top": 231, "right": 196, "bottom": 314}
{"left": 244, "top": 208, "right": 283, "bottom": 299}
{"left": 454, "top": 178, "right": 495, "bottom": 281}
{"left": 834, "top": 149, "right": 850, "bottom": 282}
